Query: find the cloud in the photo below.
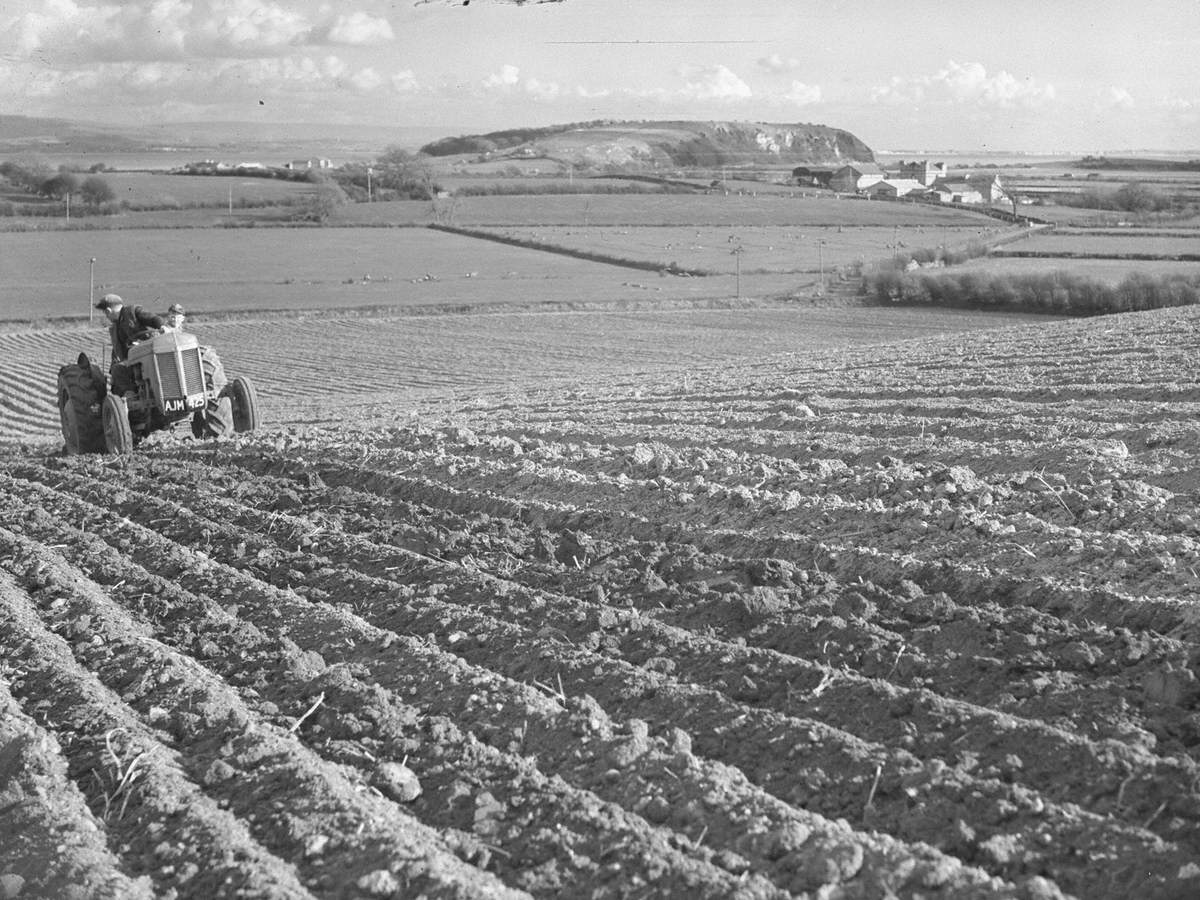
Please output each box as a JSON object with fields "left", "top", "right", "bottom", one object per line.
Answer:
{"left": 321, "top": 11, "right": 394, "bottom": 46}
{"left": 679, "top": 65, "right": 751, "bottom": 101}
{"left": 347, "top": 67, "right": 384, "bottom": 91}
{"left": 483, "top": 63, "right": 521, "bottom": 89}
{"left": 757, "top": 53, "right": 800, "bottom": 74}
{"left": 1158, "top": 95, "right": 1194, "bottom": 111}
{"left": 1, "top": 1, "right": 400, "bottom": 63}
{"left": 872, "top": 61, "right": 1055, "bottom": 108}
{"left": 524, "top": 77, "right": 561, "bottom": 101}
{"left": 1100, "top": 86, "right": 1135, "bottom": 109}
{"left": 391, "top": 69, "right": 419, "bottom": 92}
{"left": 481, "top": 64, "right": 559, "bottom": 100}
{"left": 782, "top": 81, "right": 821, "bottom": 106}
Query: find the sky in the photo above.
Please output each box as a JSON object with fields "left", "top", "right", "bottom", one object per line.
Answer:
{"left": 1, "top": 0, "right": 1198, "bottom": 153}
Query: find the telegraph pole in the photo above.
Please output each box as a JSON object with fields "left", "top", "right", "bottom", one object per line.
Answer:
{"left": 88, "top": 257, "right": 96, "bottom": 324}
{"left": 817, "top": 240, "right": 825, "bottom": 296}
{"left": 367, "top": 167, "right": 373, "bottom": 201}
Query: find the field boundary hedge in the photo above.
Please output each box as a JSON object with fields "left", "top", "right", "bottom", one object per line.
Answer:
{"left": 426, "top": 223, "right": 715, "bottom": 276}
{"left": 991, "top": 250, "right": 1200, "bottom": 262}
{"left": 863, "top": 266, "right": 1200, "bottom": 316}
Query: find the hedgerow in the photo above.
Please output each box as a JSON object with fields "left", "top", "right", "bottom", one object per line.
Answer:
{"left": 864, "top": 267, "right": 1200, "bottom": 316}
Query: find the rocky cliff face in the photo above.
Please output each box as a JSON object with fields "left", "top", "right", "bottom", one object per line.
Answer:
{"left": 421, "top": 120, "right": 874, "bottom": 171}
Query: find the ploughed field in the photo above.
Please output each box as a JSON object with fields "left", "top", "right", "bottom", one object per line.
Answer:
{"left": 3, "top": 304, "right": 1200, "bottom": 899}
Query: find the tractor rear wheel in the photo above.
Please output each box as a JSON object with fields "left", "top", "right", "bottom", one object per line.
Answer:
{"left": 224, "top": 376, "right": 261, "bottom": 433}
{"left": 57, "top": 363, "right": 106, "bottom": 454}
{"left": 102, "top": 394, "right": 134, "bottom": 455}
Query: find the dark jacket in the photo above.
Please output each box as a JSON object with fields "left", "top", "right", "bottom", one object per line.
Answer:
{"left": 110, "top": 305, "right": 164, "bottom": 361}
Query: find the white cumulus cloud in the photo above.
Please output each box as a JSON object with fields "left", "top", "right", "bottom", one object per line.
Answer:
{"left": 347, "top": 67, "right": 384, "bottom": 91}
{"left": 783, "top": 81, "right": 821, "bottom": 106}
{"left": 757, "top": 53, "right": 800, "bottom": 74}
{"left": 0, "top": 1, "right": 401, "bottom": 62}
{"left": 483, "top": 64, "right": 521, "bottom": 89}
{"left": 524, "top": 76, "right": 561, "bottom": 101}
{"left": 679, "top": 65, "right": 751, "bottom": 101}
{"left": 1101, "top": 86, "right": 1135, "bottom": 109}
{"left": 323, "top": 11, "right": 394, "bottom": 46}
{"left": 391, "top": 69, "right": 419, "bottom": 92}
{"left": 872, "top": 61, "right": 1055, "bottom": 108}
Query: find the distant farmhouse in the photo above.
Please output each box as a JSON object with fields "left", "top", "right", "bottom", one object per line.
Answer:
{"left": 797, "top": 157, "right": 1008, "bottom": 206}
{"left": 896, "top": 159, "right": 947, "bottom": 185}
{"left": 863, "top": 178, "right": 927, "bottom": 199}
{"left": 791, "top": 165, "right": 837, "bottom": 187}
{"left": 927, "top": 173, "right": 1006, "bottom": 205}
{"left": 829, "top": 162, "right": 885, "bottom": 193}
{"left": 285, "top": 158, "right": 333, "bottom": 171}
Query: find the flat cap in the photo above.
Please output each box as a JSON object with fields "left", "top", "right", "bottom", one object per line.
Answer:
{"left": 94, "top": 293, "right": 123, "bottom": 310}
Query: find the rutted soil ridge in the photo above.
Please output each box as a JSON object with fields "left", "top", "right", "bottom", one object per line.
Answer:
{"left": 4, "top": 304, "right": 1200, "bottom": 898}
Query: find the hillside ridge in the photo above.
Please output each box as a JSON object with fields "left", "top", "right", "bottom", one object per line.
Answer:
{"left": 420, "top": 119, "right": 875, "bottom": 170}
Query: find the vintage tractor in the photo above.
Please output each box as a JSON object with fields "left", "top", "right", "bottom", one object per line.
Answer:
{"left": 57, "top": 329, "right": 260, "bottom": 455}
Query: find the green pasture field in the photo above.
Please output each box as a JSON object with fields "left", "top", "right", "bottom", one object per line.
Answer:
{"left": 101, "top": 172, "right": 316, "bottom": 207}
{"left": 1013, "top": 204, "right": 1133, "bottom": 226}
{"left": 0, "top": 225, "right": 828, "bottom": 323}
{"left": 951, "top": 255, "right": 1200, "bottom": 285}
{"left": 338, "top": 192, "right": 997, "bottom": 228}
{"left": 468, "top": 223, "right": 1013, "bottom": 275}
{"left": 993, "top": 232, "right": 1200, "bottom": 257}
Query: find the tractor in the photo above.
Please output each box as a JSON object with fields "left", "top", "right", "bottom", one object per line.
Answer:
{"left": 57, "top": 329, "right": 260, "bottom": 455}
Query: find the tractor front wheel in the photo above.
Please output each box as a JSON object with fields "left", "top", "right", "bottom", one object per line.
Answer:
{"left": 102, "top": 394, "right": 134, "bottom": 455}
{"left": 224, "top": 376, "right": 261, "bottom": 433}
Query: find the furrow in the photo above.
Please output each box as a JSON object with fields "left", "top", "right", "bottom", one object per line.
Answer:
{"left": 0, "top": 665, "right": 154, "bottom": 900}
{"left": 0, "top": 562, "right": 317, "bottom": 900}
{"left": 0, "top": 478, "right": 813, "bottom": 900}
{"left": 9, "top": 460, "right": 1188, "bottom": 900}
{"left": 0, "top": 523, "right": 529, "bottom": 900}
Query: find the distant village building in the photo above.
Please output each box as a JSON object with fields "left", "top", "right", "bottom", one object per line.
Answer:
{"left": 894, "top": 160, "right": 947, "bottom": 186}
{"left": 927, "top": 173, "right": 1006, "bottom": 205}
{"left": 965, "top": 172, "right": 1006, "bottom": 202}
{"left": 864, "top": 178, "right": 927, "bottom": 199}
{"left": 829, "top": 162, "right": 884, "bottom": 193}
{"left": 928, "top": 180, "right": 984, "bottom": 204}
{"left": 286, "top": 158, "right": 333, "bottom": 171}
{"left": 791, "top": 165, "right": 837, "bottom": 187}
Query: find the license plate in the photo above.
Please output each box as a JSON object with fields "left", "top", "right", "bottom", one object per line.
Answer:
{"left": 164, "top": 396, "right": 205, "bottom": 413}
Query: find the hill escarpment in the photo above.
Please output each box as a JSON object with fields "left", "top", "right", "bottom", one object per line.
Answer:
{"left": 420, "top": 119, "right": 874, "bottom": 170}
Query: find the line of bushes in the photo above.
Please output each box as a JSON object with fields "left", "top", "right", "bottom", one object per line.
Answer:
{"left": 427, "top": 223, "right": 714, "bottom": 276}
{"left": 0, "top": 194, "right": 318, "bottom": 219}
{"left": 864, "top": 266, "right": 1200, "bottom": 316}
{"left": 451, "top": 181, "right": 691, "bottom": 197}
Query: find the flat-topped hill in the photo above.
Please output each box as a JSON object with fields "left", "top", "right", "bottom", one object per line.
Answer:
{"left": 420, "top": 119, "right": 875, "bottom": 171}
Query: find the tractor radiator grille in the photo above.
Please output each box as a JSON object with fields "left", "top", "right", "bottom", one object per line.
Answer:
{"left": 182, "top": 347, "right": 203, "bottom": 393}
{"left": 155, "top": 348, "right": 204, "bottom": 398}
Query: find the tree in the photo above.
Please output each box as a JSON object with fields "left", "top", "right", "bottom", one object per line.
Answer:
{"left": 80, "top": 175, "right": 116, "bottom": 207}
{"left": 1113, "top": 181, "right": 1166, "bottom": 213}
{"left": 372, "top": 146, "right": 438, "bottom": 200}
{"left": 40, "top": 172, "right": 80, "bottom": 200}
{"left": 295, "top": 178, "right": 347, "bottom": 222}
{"left": 0, "top": 153, "right": 54, "bottom": 194}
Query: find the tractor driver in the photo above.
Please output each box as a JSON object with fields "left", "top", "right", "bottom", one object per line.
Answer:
{"left": 94, "top": 293, "right": 164, "bottom": 397}
{"left": 162, "top": 302, "right": 187, "bottom": 332}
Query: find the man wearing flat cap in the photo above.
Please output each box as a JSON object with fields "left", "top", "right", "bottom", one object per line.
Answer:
{"left": 162, "top": 303, "right": 187, "bottom": 333}
{"left": 94, "top": 293, "right": 164, "bottom": 396}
